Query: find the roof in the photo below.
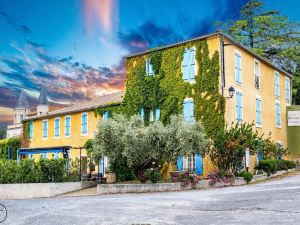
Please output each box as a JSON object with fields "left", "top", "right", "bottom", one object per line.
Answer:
{"left": 15, "top": 90, "right": 29, "bottom": 109}
{"left": 38, "top": 87, "right": 48, "bottom": 105}
{"left": 125, "top": 31, "right": 292, "bottom": 78}
{"left": 24, "top": 91, "right": 124, "bottom": 121}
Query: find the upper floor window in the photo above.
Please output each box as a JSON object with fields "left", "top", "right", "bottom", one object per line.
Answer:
{"left": 103, "top": 111, "right": 110, "bottom": 120}
{"left": 139, "top": 108, "right": 145, "bottom": 120}
{"left": 29, "top": 121, "right": 34, "bottom": 140}
{"left": 149, "top": 108, "right": 161, "bottom": 122}
{"left": 54, "top": 117, "right": 60, "bottom": 138}
{"left": 42, "top": 120, "right": 48, "bottom": 139}
{"left": 81, "top": 112, "right": 88, "bottom": 135}
{"left": 65, "top": 116, "right": 71, "bottom": 137}
{"left": 275, "top": 71, "right": 280, "bottom": 97}
{"left": 235, "top": 51, "right": 242, "bottom": 84}
{"left": 236, "top": 91, "right": 243, "bottom": 122}
{"left": 285, "top": 77, "right": 291, "bottom": 103}
{"left": 145, "top": 59, "right": 154, "bottom": 76}
{"left": 183, "top": 98, "right": 195, "bottom": 123}
{"left": 275, "top": 101, "right": 281, "bottom": 127}
{"left": 254, "top": 60, "right": 260, "bottom": 89}
{"left": 182, "top": 47, "right": 195, "bottom": 82}
{"left": 255, "top": 96, "right": 262, "bottom": 127}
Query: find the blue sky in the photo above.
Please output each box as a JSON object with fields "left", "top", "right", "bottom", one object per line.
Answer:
{"left": 0, "top": 0, "right": 299, "bottom": 124}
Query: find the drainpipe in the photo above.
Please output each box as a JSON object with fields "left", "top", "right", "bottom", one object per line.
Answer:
{"left": 220, "top": 34, "right": 226, "bottom": 96}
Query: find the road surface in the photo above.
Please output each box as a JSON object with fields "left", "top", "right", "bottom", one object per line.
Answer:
{"left": 2, "top": 173, "right": 300, "bottom": 225}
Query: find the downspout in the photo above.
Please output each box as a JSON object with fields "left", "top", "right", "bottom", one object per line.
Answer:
{"left": 220, "top": 34, "right": 226, "bottom": 97}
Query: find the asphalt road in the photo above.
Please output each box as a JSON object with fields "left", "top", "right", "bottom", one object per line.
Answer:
{"left": 2, "top": 173, "right": 300, "bottom": 225}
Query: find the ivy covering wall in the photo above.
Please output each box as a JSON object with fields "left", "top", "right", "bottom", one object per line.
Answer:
{"left": 95, "top": 39, "right": 225, "bottom": 139}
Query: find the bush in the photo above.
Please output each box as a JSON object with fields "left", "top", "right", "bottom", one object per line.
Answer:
{"left": 207, "top": 170, "right": 233, "bottom": 185}
{"left": 109, "top": 159, "right": 135, "bottom": 182}
{"left": 171, "top": 172, "right": 199, "bottom": 187}
{"left": 243, "top": 172, "right": 253, "bottom": 183}
{"left": 277, "top": 159, "right": 296, "bottom": 170}
{"left": 255, "top": 159, "right": 278, "bottom": 175}
{"left": 145, "top": 168, "right": 160, "bottom": 183}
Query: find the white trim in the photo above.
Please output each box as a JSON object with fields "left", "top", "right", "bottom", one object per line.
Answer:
{"left": 81, "top": 112, "right": 88, "bottom": 136}
{"left": 254, "top": 59, "right": 260, "bottom": 90}
{"left": 275, "top": 100, "right": 281, "bottom": 128}
{"left": 234, "top": 50, "right": 242, "bottom": 85}
{"left": 255, "top": 95, "right": 262, "bottom": 128}
{"left": 64, "top": 115, "right": 71, "bottom": 138}
{"left": 235, "top": 89, "right": 243, "bottom": 122}
{"left": 42, "top": 119, "right": 48, "bottom": 140}
{"left": 54, "top": 117, "right": 60, "bottom": 139}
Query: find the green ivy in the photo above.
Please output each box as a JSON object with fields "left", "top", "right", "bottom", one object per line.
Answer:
{"left": 122, "top": 39, "right": 225, "bottom": 139}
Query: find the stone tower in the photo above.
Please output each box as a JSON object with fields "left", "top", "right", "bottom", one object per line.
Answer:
{"left": 37, "top": 87, "right": 49, "bottom": 115}
{"left": 14, "top": 90, "right": 29, "bottom": 124}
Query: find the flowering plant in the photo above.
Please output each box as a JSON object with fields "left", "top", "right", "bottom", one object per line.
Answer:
{"left": 207, "top": 170, "right": 233, "bottom": 185}
{"left": 171, "top": 171, "right": 200, "bottom": 188}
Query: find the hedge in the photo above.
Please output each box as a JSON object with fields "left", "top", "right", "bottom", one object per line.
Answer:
{"left": 0, "top": 158, "right": 80, "bottom": 184}
{"left": 255, "top": 159, "right": 296, "bottom": 176}
{"left": 0, "top": 137, "right": 21, "bottom": 160}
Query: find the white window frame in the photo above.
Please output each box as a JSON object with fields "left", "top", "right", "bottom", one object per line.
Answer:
{"left": 183, "top": 154, "right": 196, "bottom": 172}
{"left": 275, "top": 100, "right": 281, "bottom": 128}
{"left": 255, "top": 95, "right": 262, "bottom": 128}
{"left": 42, "top": 119, "right": 48, "bottom": 140}
{"left": 254, "top": 59, "right": 260, "bottom": 89}
{"left": 54, "top": 117, "right": 60, "bottom": 139}
{"left": 64, "top": 115, "right": 71, "bottom": 138}
{"left": 81, "top": 112, "right": 88, "bottom": 136}
{"left": 285, "top": 76, "right": 291, "bottom": 104}
{"left": 145, "top": 58, "right": 154, "bottom": 76}
{"left": 235, "top": 89, "right": 243, "bottom": 123}
{"left": 149, "top": 109, "right": 154, "bottom": 122}
{"left": 274, "top": 71, "right": 280, "bottom": 98}
{"left": 234, "top": 50, "right": 242, "bottom": 85}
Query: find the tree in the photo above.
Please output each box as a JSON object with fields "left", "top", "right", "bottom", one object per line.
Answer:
{"left": 224, "top": 0, "right": 300, "bottom": 103}
{"left": 92, "top": 114, "right": 209, "bottom": 181}
{"left": 210, "top": 123, "right": 263, "bottom": 173}
{"left": 0, "top": 125, "right": 6, "bottom": 140}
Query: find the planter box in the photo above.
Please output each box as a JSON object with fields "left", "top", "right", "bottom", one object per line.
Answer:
{"left": 0, "top": 181, "right": 97, "bottom": 200}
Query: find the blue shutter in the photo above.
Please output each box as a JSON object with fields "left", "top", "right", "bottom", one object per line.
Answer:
{"left": 189, "top": 100, "right": 194, "bottom": 123}
{"left": 257, "top": 150, "right": 263, "bottom": 161}
{"left": 183, "top": 101, "right": 189, "bottom": 121}
{"left": 103, "top": 111, "right": 109, "bottom": 120}
{"left": 275, "top": 72, "right": 280, "bottom": 97}
{"left": 155, "top": 108, "right": 160, "bottom": 121}
{"left": 276, "top": 102, "right": 281, "bottom": 126}
{"left": 29, "top": 122, "right": 33, "bottom": 139}
{"left": 140, "top": 108, "right": 145, "bottom": 120}
{"left": 286, "top": 78, "right": 290, "bottom": 101}
{"left": 100, "top": 158, "right": 104, "bottom": 176}
{"left": 182, "top": 50, "right": 189, "bottom": 81}
{"left": 236, "top": 92, "right": 242, "bottom": 122}
{"left": 176, "top": 157, "right": 183, "bottom": 171}
{"left": 189, "top": 48, "right": 195, "bottom": 81}
{"left": 256, "top": 98, "right": 262, "bottom": 126}
{"left": 54, "top": 152, "right": 59, "bottom": 159}
{"left": 235, "top": 53, "right": 241, "bottom": 84}
{"left": 195, "top": 154, "right": 203, "bottom": 175}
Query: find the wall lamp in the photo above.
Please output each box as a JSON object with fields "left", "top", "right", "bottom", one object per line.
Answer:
{"left": 225, "top": 86, "right": 235, "bottom": 99}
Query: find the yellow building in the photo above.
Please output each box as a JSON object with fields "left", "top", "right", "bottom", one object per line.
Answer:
{"left": 21, "top": 91, "right": 124, "bottom": 176}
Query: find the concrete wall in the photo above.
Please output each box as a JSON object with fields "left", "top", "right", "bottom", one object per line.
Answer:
{"left": 0, "top": 181, "right": 97, "bottom": 200}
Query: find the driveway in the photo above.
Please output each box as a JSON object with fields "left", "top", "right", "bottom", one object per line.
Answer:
{"left": 2, "top": 173, "right": 300, "bottom": 225}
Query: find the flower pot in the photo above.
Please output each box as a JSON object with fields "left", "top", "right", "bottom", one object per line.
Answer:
{"left": 106, "top": 172, "right": 117, "bottom": 184}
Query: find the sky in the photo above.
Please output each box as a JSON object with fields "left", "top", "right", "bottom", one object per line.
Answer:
{"left": 0, "top": 0, "right": 299, "bottom": 125}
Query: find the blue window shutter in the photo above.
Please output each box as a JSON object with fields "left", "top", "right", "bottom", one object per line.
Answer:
{"left": 189, "top": 48, "right": 195, "bottom": 81}
{"left": 155, "top": 108, "right": 160, "bottom": 121}
{"left": 189, "top": 100, "right": 194, "bottom": 123}
{"left": 195, "top": 154, "right": 203, "bottom": 175}
{"left": 236, "top": 92, "right": 242, "bottom": 122}
{"left": 100, "top": 158, "right": 104, "bottom": 176}
{"left": 145, "top": 59, "right": 149, "bottom": 75}
{"left": 176, "top": 157, "right": 183, "bottom": 171}
{"left": 54, "top": 152, "right": 59, "bottom": 159}
{"left": 258, "top": 150, "right": 263, "bottom": 161}
{"left": 183, "top": 101, "right": 189, "bottom": 121}
{"left": 103, "top": 111, "right": 109, "bottom": 120}
{"left": 140, "top": 108, "right": 145, "bottom": 120}
{"left": 182, "top": 50, "right": 188, "bottom": 81}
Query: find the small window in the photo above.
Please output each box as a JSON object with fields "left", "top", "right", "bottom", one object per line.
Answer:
{"left": 42, "top": 120, "right": 48, "bottom": 139}
{"left": 255, "top": 97, "right": 262, "bottom": 127}
{"left": 65, "top": 116, "right": 71, "bottom": 137}
{"left": 236, "top": 91, "right": 243, "bottom": 122}
{"left": 182, "top": 47, "right": 196, "bottom": 82}
{"left": 29, "top": 121, "right": 34, "bottom": 139}
{"left": 81, "top": 113, "right": 88, "bottom": 135}
{"left": 103, "top": 111, "right": 110, "bottom": 120}
{"left": 184, "top": 154, "right": 196, "bottom": 172}
{"left": 285, "top": 77, "right": 291, "bottom": 103}
{"left": 183, "top": 98, "right": 195, "bottom": 123}
{"left": 275, "top": 101, "right": 281, "bottom": 127}
{"left": 54, "top": 117, "right": 60, "bottom": 138}
{"left": 254, "top": 60, "right": 260, "bottom": 89}
{"left": 235, "top": 51, "right": 242, "bottom": 84}
{"left": 275, "top": 71, "right": 280, "bottom": 97}
{"left": 145, "top": 59, "right": 154, "bottom": 76}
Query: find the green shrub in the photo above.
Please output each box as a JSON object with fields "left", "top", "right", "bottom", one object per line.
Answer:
{"left": 255, "top": 159, "right": 278, "bottom": 175}
{"left": 277, "top": 159, "right": 296, "bottom": 170}
{"left": 0, "top": 160, "right": 19, "bottom": 183}
{"left": 243, "top": 172, "right": 253, "bottom": 183}
{"left": 39, "top": 158, "right": 67, "bottom": 182}
{"left": 18, "top": 159, "right": 41, "bottom": 183}
{"left": 145, "top": 168, "right": 160, "bottom": 183}
{"left": 109, "top": 159, "right": 135, "bottom": 182}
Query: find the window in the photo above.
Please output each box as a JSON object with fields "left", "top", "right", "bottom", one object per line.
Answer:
{"left": 103, "top": 111, "right": 110, "bottom": 120}
{"left": 42, "top": 120, "right": 48, "bottom": 139}
{"left": 41, "top": 153, "right": 47, "bottom": 159}
{"left": 183, "top": 98, "right": 195, "bottom": 123}
{"left": 145, "top": 59, "right": 154, "bottom": 76}
{"left": 53, "top": 152, "right": 59, "bottom": 159}
{"left": 285, "top": 77, "right": 291, "bottom": 103}
{"left": 235, "top": 51, "right": 242, "bottom": 84}
{"left": 29, "top": 121, "right": 34, "bottom": 139}
{"left": 275, "top": 71, "right": 280, "bottom": 97}
{"left": 254, "top": 60, "right": 260, "bottom": 89}
{"left": 149, "top": 108, "right": 160, "bottom": 122}
{"left": 20, "top": 114, "right": 24, "bottom": 121}
{"left": 255, "top": 97, "right": 262, "bottom": 127}
{"left": 184, "top": 154, "right": 196, "bottom": 172}
{"left": 54, "top": 117, "right": 60, "bottom": 138}
{"left": 140, "top": 108, "right": 145, "bottom": 120}
{"left": 275, "top": 101, "right": 281, "bottom": 127}
{"left": 65, "top": 116, "right": 71, "bottom": 137}
{"left": 81, "top": 113, "right": 88, "bottom": 135}
{"left": 182, "top": 47, "right": 196, "bottom": 82}
{"left": 236, "top": 91, "right": 243, "bottom": 122}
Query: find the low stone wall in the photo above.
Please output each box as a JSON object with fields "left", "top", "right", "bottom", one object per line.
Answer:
{"left": 0, "top": 181, "right": 97, "bottom": 199}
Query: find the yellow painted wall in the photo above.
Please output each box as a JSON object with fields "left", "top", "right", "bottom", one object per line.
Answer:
{"left": 29, "top": 110, "right": 101, "bottom": 160}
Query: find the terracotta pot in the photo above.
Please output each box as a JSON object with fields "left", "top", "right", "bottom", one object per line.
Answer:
{"left": 106, "top": 172, "right": 117, "bottom": 184}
